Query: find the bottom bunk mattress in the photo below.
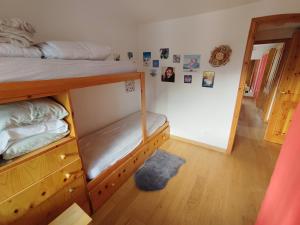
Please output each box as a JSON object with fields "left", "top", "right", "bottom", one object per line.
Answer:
{"left": 79, "top": 111, "right": 167, "bottom": 180}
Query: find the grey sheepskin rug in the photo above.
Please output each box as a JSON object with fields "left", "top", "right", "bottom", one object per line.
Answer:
{"left": 134, "top": 149, "right": 185, "bottom": 191}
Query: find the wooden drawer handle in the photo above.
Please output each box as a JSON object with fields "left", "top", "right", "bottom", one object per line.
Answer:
{"left": 64, "top": 170, "right": 81, "bottom": 181}
{"left": 68, "top": 187, "right": 77, "bottom": 193}
{"left": 60, "top": 152, "right": 78, "bottom": 160}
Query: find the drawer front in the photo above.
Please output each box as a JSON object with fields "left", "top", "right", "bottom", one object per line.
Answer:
{"left": 0, "top": 159, "right": 83, "bottom": 225}
{"left": 0, "top": 140, "right": 79, "bottom": 202}
{"left": 90, "top": 146, "right": 149, "bottom": 211}
{"left": 11, "top": 176, "right": 89, "bottom": 225}
{"left": 149, "top": 126, "right": 170, "bottom": 151}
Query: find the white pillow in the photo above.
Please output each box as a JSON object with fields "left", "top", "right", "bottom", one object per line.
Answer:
{"left": 0, "top": 43, "right": 42, "bottom": 58}
{"left": 0, "top": 120, "right": 68, "bottom": 154}
{"left": 40, "top": 41, "right": 111, "bottom": 60}
{"left": 0, "top": 98, "right": 68, "bottom": 131}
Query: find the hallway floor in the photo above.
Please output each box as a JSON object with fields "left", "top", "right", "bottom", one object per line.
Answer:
{"left": 92, "top": 99, "right": 281, "bottom": 225}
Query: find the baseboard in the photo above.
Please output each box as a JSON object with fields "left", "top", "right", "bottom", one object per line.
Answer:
{"left": 170, "top": 135, "right": 226, "bottom": 153}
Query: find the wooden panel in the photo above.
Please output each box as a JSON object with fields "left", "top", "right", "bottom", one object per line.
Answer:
{"left": 0, "top": 72, "right": 141, "bottom": 103}
{"left": 265, "top": 31, "right": 300, "bottom": 144}
{"left": 52, "top": 92, "right": 77, "bottom": 138}
{"left": 49, "top": 203, "right": 92, "bottom": 225}
{"left": 0, "top": 159, "right": 83, "bottom": 225}
{"left": 0, "top": 140, "right": 79, "bottom": 202}
{"left": 11, "top": 176, "right": 89, "bottom": 225}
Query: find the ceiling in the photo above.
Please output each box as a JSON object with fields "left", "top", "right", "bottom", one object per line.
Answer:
{"left": 116, "top": 0, "right": 260, "bottom": 23}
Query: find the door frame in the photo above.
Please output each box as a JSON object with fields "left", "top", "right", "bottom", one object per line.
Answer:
{"left": 226, "top": 13, "right": 300, "bottom": 154}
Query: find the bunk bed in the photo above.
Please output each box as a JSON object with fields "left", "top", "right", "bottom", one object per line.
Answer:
{"left": 0, "top": 59, "right": 170, "bottom": 225}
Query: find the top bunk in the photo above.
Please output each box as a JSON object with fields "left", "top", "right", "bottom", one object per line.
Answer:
{"left": 0, "top": 57, "right": 141, "bottom": 103}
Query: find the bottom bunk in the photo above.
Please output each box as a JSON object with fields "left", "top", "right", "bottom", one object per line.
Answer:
{"left": 79, "top": 111, "right": 170, "bottom": 212}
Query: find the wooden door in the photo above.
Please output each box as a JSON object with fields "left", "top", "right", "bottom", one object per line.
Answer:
{"left": 265, "top": 31, "right": 300, "bottom": 144}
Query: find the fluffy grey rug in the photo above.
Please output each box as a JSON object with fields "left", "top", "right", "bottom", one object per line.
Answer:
{"left": 134, "top": 149, "right": 185, "bottom": 191}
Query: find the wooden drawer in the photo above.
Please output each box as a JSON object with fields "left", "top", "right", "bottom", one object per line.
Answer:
{"left": 89, "top": 146, "right": 148, "bottom": 211}
{"left": 149, "top": 126, "right": 170, "bottom": 151}
{"left": 0, "top": 159, "right": 83, "bottom": 225}
{"left": 0, "top": 139, "right": 80, "bottom": 202}
{"left": 11, "top": 176, "right": 89, "bottom": 225}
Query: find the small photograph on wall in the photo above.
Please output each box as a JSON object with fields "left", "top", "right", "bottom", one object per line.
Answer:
{"left": 143, "top": 52, "right": 151, "bottom": 66}
{"left": 161, "top": 67, "right": 175, "bottom": 82}
{"left": 125, "top": 80, "right": 135, "bottom": 92}
{"left": 127, "top": 52, "right": 133, "bottom": 60}
{"left": 202, "top": 71, "right": 215, "bottom": 88}
{"left": 173, "top": 54, "right": 181, "bottom": 63}
{"left": 184, "top": 75, "right": 192, "bottom": 84}
{"left": 183, "top": 54, "right": 200, "bottom": 72}
{"left": 113, "top": 53, "right": 120, "bottom": 61}
{"left": 152, "top": 60, "right": 160, "bottom": 68}
{"left": 150, "top": 68, "right": 158, "bottom": 77}
{"left": 160, "top": 48, "right": 169, "bottom": 59}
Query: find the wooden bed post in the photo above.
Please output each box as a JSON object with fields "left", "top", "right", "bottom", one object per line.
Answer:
{"left": 140, "top": 72, "right": 148, "bottom": 142}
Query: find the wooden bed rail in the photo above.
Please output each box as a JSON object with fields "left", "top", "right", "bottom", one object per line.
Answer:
{"left": 0, "top": 72, "right": 142, "bottom": 104}
{"left": 140, "top": 73, "right": 148, "bottom": 143}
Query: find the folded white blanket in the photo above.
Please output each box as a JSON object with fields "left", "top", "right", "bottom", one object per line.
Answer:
{"left": 0, "top": 43, "right": 41, "bottom": 58}
{"left": 0, "top": 18, "right": 35, "bottom": 47}
{"left": 39, "top": 41, "right": 111, "bottom": 60}
{"left": 0, "top": 120, "right": 68, "bottom": 154}
{"left": 0, "top": 18, "right": 35, "bottom": 34}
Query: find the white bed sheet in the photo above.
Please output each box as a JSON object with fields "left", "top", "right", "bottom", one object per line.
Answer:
{"left": 79, "top": 111, "right": 167, "bottom": 180}
{"left": 0, "top": 57, "right": 137, "bottom": 82}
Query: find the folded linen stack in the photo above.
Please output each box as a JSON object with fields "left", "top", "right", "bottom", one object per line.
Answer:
{"left": 0, "top": 98, "right": 70, "bottom": 160}
{"left": 0, "top": 18, "right": 42, "bottom": 58}
{"left": 0, "top": 18, "right": 36, "bottom": 47}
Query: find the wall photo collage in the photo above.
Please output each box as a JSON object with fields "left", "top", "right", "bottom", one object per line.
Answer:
{"left": 143, "top": 45, "right": 230, "bottom": 87}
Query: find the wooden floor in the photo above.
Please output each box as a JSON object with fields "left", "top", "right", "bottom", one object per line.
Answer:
{"left": 92, "top": 99, "right": 280, "bottom": 225}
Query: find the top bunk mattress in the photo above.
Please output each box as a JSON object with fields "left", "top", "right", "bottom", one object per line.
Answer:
{"left": 79, "top": 111, "right": 167, "bottom": 180}
{"left": 0, "top": 57, "right": 137, "bottom": 83}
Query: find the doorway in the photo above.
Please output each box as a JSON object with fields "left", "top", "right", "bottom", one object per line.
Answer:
{"left": 227, "top": 14, "right": 300, "bottom": 153}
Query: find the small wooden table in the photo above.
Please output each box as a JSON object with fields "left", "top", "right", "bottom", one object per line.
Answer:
{"left": 49, "top": 203, "right": 92, "bottom": 225}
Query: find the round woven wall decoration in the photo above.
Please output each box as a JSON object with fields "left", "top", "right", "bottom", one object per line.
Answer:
{"left": 209, "top": 45, "right": 232, "bottom": 67}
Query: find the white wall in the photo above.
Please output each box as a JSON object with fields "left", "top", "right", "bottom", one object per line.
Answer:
{"left": 138, "top": 0, "right": 300, "bottom": 150}
{"left": 0, "top": 0, "right": 140, "bottom": 137}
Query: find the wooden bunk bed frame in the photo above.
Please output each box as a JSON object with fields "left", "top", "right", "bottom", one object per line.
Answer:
{"left": 0, "top": 72, "right": 170, "bottom": 224}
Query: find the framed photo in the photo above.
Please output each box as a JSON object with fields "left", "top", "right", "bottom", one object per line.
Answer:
{"left": 160, "top": 48, "right": 169, "bottom": 59}
{"left": 152, "top": 60, "right": 159, "bottom": 68}
{"left": 173, "top": 54, "right": 181, "bottom": 63}
{"left": 183, "top": 54, "right": 200, "bottom": 72}
{"left": 127, "top": 52, "right": 133, "bottom": 60}
{"left": 113, "top": 53, "right": 120, "bottom": 61}
{"left": 184, "top": 75, "right": 192, "bottom": 84}
{"left": 125, "top": 80, "right": 135, "bottom": 92}
{"left": 150, "top": 68, "right": 158, "bottom": 77}
{"left": 161, "top": 67, "right": 175, "bottom": 83}
{"left": 202, "top": 71, "right": 215, "bottom": 88}
{"left": 143, "top": 52, "right": 151, "bottom": 66}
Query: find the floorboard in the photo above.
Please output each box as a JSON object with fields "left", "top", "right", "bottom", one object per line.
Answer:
{"left": 92, "top": 99, "right": 280, "bottom": 225}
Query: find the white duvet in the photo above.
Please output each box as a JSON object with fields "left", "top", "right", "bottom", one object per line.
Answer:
{"left": 0, "top": 120, "right": 68, "bottom": 154}
{"left": 0, "top": 43, "right": 41, "bottom": 58}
